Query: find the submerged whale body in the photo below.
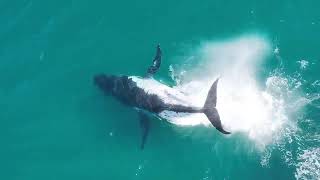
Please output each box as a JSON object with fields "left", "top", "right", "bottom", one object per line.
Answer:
{"left": 94, "top": 45, "right": 230, "bottom": 149}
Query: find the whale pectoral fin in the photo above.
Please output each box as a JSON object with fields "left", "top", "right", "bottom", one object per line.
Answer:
{"left": 138, "top": 111, "right": 151, "bottom": 150}
{"left": 146, "top": 44, "right": 162, "bottom": 77}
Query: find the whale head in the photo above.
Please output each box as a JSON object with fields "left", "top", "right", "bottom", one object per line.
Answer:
{"left": 93, "top": 74, "right": 117, "bottom": 94}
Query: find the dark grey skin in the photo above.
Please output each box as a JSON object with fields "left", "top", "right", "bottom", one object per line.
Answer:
{"left": 94, "top": 45, "right": 230, "bottom": 149}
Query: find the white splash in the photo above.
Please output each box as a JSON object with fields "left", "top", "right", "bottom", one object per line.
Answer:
{"left": 169, "top": 35, "right": 305, "bottom": 147}
{"left": 297, "top": 60, "right": 309, "bottom": 70}
{"left": 132, "top": 35, "right": 306, "bottom": 148}
{"left": 295, "top": 148, "right": 320, "bottom": 180}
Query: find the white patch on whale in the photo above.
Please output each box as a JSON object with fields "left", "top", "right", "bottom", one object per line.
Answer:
{"left": 158, "top": 110, "right": 208, "bottom": 126}
{"left": 129, "top": 76, "right": 211, "bottom": 125}
{"left": 129, "top": 76, "right": 196, "bottom": 107}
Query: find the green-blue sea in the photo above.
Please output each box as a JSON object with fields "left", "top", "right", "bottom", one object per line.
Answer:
{"left": 1, "top": 1, "right": 319, "bottom": 179}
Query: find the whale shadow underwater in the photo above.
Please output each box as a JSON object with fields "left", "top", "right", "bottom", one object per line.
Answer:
{"left": 93, "top": 45, "right": 230, "bottom": 149}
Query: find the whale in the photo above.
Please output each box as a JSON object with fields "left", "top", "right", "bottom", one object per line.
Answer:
{"left": 93, "top": 45, "right": 230, "bottom": 149}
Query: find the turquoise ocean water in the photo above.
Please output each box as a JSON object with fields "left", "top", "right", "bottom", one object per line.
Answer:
{"left": 1, "top": 1, "right": 319, "bottom": 179}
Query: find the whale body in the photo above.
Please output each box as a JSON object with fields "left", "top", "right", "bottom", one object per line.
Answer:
{"left": 93, "top": 45, "right": 230, "bottom": 149}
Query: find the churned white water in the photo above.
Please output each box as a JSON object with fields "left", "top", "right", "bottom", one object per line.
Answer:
{"left": 133, "top": 35, "right": 308, "bottom": 149}
{"left": 130, "top": 35, "right": 319, "bottom": 178}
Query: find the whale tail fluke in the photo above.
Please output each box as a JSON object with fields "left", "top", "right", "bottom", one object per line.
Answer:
{"left": 203, "top": 78, "right": 231, "bottom": 134}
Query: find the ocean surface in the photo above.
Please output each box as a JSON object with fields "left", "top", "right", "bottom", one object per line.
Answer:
{"left": 1, "top": 0, "right": 320, "bottom": 179}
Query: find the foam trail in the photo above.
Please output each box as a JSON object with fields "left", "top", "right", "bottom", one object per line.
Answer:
{"left": 169, "top": 35, "right": 305, "bottom": 147}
